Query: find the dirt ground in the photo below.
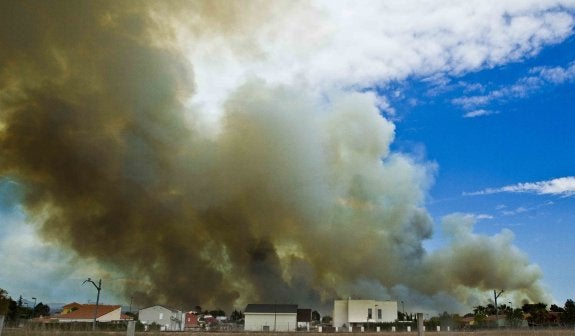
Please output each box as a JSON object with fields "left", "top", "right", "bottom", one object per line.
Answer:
{"left": 2, "top": 329, "right": 575, "bottom": 336}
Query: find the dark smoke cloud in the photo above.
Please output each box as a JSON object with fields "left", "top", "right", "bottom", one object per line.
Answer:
{"left": 0, "top": 1, "right": 548, "bottom": 312}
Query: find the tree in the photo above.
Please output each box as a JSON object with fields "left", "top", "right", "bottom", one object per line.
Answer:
{"left": 312, "top": 310, "right": 321, "bottom": 322}
{"left": 321, "top": 315, "right": 332, "bottom": 324}
{"left": 506, "top": 308, "right": 524, "bottom": 327}
{"left": 522, "top": 303, "right": 548, "bottom": 325}
{"left": 438, "top": 311, "right": 459, "bottom": 330}
{"left": 34, "top": 302, "right": 50, "bottom": 317}
{"left": 397, "top": 311, "right": 406, "bottom": 321}
{"left": 485, "top": 304, "right": 497, "bottom": 316}
{"left": 473, "top": 306, "right": 488, "bottom": 326}
{"left": 0, "top": 288, "right": 9, "bottom": 315}
{"left": 499, "top": 304, "right": 513, "bottom": 316}
{"left": 550, "top": 304, "right": 565, "bottom": 312}
{"left": 230, "top": 310, "right": 244, "bottom": 322}
{"left": 209, "top": 309, "right": 226, "bottom": 317}
{"left": 561, "top": 299, "right": 575, "bottom": 325}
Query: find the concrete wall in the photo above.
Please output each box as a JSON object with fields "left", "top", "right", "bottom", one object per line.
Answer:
{"left": 244, "top": 313, "right": 297, "bottom": 331}
{"left": 333, "top": 299, "right": 397, "bottom": 327}
{"left": 333, "top": 300, "right": 348, "bottom": 328}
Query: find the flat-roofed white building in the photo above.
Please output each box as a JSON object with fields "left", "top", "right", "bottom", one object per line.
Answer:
{"left": 333, "top": 298, "right": 397, "bottom": 328}
{"left": 244, "top": 304, "right": 298, "bottom": 331}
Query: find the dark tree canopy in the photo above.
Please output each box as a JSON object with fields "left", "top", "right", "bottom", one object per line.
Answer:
{"left": 562, "top": 299, "right": 575, "bottom": 324}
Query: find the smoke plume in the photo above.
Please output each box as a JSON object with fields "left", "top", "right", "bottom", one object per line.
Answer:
{"left": 0, "top": 1, "right": 553, "bottom": 311}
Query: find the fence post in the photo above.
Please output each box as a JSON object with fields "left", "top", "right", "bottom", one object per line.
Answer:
{"left": 127, "top": 320, "right": 136, "bottom": 336}
{"left": 0, "top": 315, "right": 4, "bottom": 336}
{"left": 417, "top": 313, "right": 424, "bottom": 336}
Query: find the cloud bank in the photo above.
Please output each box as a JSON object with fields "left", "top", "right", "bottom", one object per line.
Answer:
{"left": 1, "top": 0, "right": 571, "bottom": 312}
{"left": 467, "top": 177, "right": 575, "bottom": 197}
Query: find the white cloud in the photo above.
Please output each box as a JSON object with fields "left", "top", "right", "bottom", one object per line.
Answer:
{"left": 463, "top": 109, "right": 499, "bottom": 118}
{"left": 533, "top": 61, "right": 575, "bottom": 84}
{"left": 453, "top": 60, "right": 575, "bottom": 110}
{"left": 476, "top": 214, "right": 494, "bottom": 220}
{"left": 502, "top": 207, "right": 529, "bottom": 216}
{"left": 176, "top": 1, "right": 575, "bottom": 119}
{"left": 466, "top": 176, "right": 575, "bottom": 196}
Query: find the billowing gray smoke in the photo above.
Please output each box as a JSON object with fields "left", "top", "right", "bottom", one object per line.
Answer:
{"left": 0, "top": 1, "right": 548, "bottom": 311}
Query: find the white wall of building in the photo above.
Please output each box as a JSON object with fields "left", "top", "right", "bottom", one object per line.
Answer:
{"left": 244, "top": 313, "right": 297, "bottom": 331}
{"left": 138, "top": 305, "right": 183, "bottom": 331}
{"left": 99, "top": 308, "right": 121, "bottom": 322}
{"left": 333, "top": 299, "right": 397, "bottom": 328}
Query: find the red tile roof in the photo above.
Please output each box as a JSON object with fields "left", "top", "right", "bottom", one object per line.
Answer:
{"left": 55, "top": 304, "right": 121, "bottom": 320}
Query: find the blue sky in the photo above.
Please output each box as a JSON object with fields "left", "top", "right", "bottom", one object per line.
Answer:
{"left": 388, "top": 34, "right": 575, "bottom": 306}
{"left": 1, "top": 1, "right": 575, "bottom": 315}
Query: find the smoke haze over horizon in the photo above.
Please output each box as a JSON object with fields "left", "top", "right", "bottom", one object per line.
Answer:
{"left": 1, "top": 0, "right": 573, "bottom": 313}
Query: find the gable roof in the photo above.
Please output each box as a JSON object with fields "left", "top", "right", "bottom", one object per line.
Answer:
{"left": 139, "top": 305, "right": 180, "bottom": 313}
{"left": 56, "top": 304, "right": 121, "bottom": 320}
{"left": 245, "top": 304, "right": 298, "bottom": 314}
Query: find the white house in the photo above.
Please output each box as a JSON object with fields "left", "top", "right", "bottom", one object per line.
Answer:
{"left": 244, "top": 304, "right": 298, "bottom": 332}
{"left": 333, "top": 298, "right": 397, "bottom": 328}
{"left": 138, "top": 305, "right": 183, "bottom": 331}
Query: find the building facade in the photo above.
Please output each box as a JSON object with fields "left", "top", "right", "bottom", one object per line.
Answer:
{"left": 138, "top": 305, "right": 183, "bottom": 331}
{"left": 333, "top": 299, "right": 397, "bottom": 328}
{"left": 244, "top": 304, "right": 298, "bottom": 332}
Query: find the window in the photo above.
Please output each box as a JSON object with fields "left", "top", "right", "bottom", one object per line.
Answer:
{"left": 378, "top": 309, "right": 382, "bottom": 319}
{"left": 368, "top": 308, "right": 372, "bottom": 319}
{"left": 159, "top": 313, "right": 164, "bottom": 320}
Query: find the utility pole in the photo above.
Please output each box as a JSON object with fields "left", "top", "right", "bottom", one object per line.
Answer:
{"left": 31, "top": 297, "right": 36, "bottom": 318}
{"left": 494, "top": 290, "right": 504, "bottom": 328}
{"left": 83, "top": 278, "right": 102, "bottom": 331}
{"left": 129, "top": 296, "right": 133, "bottom": 318}
{"left": 401, "top": 301, "right": 405, "bottom": 320}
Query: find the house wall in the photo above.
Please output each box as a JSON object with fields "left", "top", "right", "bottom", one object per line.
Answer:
{"left": 333, "top": 299, "right": 397, "bottom": 327}
{"left": 139, "top": 306, "right": 183, "bottom": 331}
{"left": 333, "top": 301, "right": 348, "bottom": 328}
{"left": 99, "top": 308, "right": 121, "bottom": 322}
{"left": 59, "top": 318, "right": 92, "bottom": 323}
{"left": 185, "top": 312, "right": 199, "bottom": 328}
{"left": 244, "top": 313, "right": 297, "bottom": 331}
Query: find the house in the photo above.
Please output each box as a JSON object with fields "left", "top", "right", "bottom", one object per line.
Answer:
{"left": 138, "top": 305, "right": 183, "bottom": 331}
{"left": 244, "top": 304, "right": 298, "bottom": 331}
{"left": 60, "top": 302, "right": 82, "bottom": 315}
{"left": 297, "top": 308, "right": 312, "bottom": 330}
{"left": 53, "top": 304, "right": 122, "bottom": 323}
{"left": 202, "top": 314, "right": 219, "bottom": 326}
{"left": 184, "top": 311, "right": 200, "bottom": 329}
{"left": 333, "top": 298, "right": 397, "bottom": 328}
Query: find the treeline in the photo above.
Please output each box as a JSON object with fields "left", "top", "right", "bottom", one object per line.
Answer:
{"left": 1, "top": 288, "right": 50, "bottom": 325}
{"left": 422, "top": 299, "right": 575, "bottom": 330}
